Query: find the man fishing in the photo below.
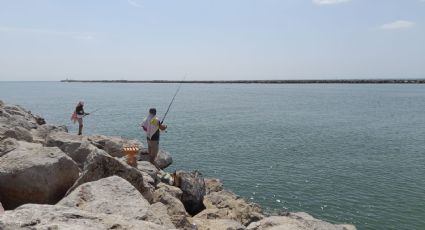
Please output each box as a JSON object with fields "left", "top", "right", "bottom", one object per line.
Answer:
{"left": 71, "top": 101, "right": 90, "bottom": 135}
{"left": 141, "top": 108, "right": 167, "bottom": 168}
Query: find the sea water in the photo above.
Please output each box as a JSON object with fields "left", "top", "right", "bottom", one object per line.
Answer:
{"left": 1, "top": 82, "right": 424, "bottom": 230}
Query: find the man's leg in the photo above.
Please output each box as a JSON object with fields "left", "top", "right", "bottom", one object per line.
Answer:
{"left": 78, "top": 118, "right": 83, "bottom": 135}
{"left": 148, "top": 140, "right": 159, "bottom": 168}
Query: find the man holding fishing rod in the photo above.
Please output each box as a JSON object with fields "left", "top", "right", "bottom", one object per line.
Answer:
{"left": 141, "top": 108, "right": 167, "bottom": 168}
{"left": 70, "top": 101, "right": 100, "bottom": 135}
{"left": 141, "top": 80, "right": 183, "bottom": 168}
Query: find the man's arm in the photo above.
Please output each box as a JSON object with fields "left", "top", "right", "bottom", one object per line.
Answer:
{"left": 159, "top": 121, "right": 167, "bottom": 131}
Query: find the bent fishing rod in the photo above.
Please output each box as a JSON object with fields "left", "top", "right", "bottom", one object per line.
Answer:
{"left": 161, "top": 77, "right": 185, "bottom": 124}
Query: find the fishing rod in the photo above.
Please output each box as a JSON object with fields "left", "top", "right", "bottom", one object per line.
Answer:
{"left": 161, "top": 77, "right": 185, "bottom": 124}
{"left": 84, "top": 108, "right": 101, "bottom": 117}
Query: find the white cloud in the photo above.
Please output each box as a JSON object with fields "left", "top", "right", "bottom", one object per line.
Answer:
{"left": 313, "top": 0, "right": 351, "bottom": 5}
{"left": 127, "top": 0, "right": 141, "bottom": 7}
{"left": 379, "top": 20, "right": 415, "bottom": 30}
{"left": 0, "top": 26, "right": 95, "bottom": 39}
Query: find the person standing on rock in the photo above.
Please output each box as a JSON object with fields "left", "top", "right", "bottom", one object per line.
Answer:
{"left": 71, "top": 101, "right": 89, "bottom": 135}
{"left": 141, "top": 108, "right": 167, "bottom": 168}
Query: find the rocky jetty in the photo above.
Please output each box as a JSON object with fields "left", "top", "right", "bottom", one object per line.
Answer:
{"left": 0, "top": 100, "right": 357, "bottom": 230}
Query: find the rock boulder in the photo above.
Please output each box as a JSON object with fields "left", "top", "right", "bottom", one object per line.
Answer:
{"left": 0, "top": 204, "right": 168, "bottom": 230}
{"left": 88, "top": 135, "right": 143, "bottom": 157}
{"left": 196, "top": 190, "right": 264, "bottom": 226}
{"left": 139, "top": 148, "right": 173, "bottom": 169}
{"left": 67, "top": 149, "right": 154, "bottom": 202}
{"left": 59, "top": 176, "right": 153, "bottom": 220}
{"left": 192, "top": 218, "right": 246, "bottom": 230}
{"left": 246, "top": 213, "right": 357, "bottom": 230}
{"left": 0, "top": 141, "right": 80, "bottom": 210}
{"left": 174, "top": 170, "right": 206, "bottom": 216}
{"left": 205, "top": 178, "right": 224, "bottom": 194}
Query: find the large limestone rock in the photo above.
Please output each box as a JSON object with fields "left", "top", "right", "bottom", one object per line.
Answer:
{"left": 0, "top": 104, "right": 39, "bottom": 131}
{"left": 3, "top": 126, "right": 33, "bottom": 142}
{"left": 0, "top": 141, "right": 80, "bottom": 210}
{"left": 196, "top": 190, "right": 264, "bottom": 226}
{"left": 149, "top": 202, "right": 177, "bottom": 229}
{"left": 246, "top": 213, "right": 357, "bottom": 230}
{"left": 59, "top": 176, "right": 151, "bottom": 218}
{"left": 139, "top": 148, "right": 173, "bottom": 169}
{"left": 88, "top": 135, "right": 143, "bottom": 157}
{"left": 67, "top": 149, "right": 154, "bottom": 202}
{"left": 31, "top": 124, "right": 68, "bottom": 144}
{"left": 174, "top": 170, "right": 206, "bottom": 216}
{"left": 153, "top": 183, "right": 192, "bottom": 229}
{"left": 204, "top": 178, "right": 224, "bottom": 194}
{"left": 0, "top": 138, "right": 18, "bottom": 157}
{"left": 137, "top": 161, "right": 160, "bottom": 182}
{"left": 0, "top": 204, "right": 168, "bottom": 230}
{"left": 191, "top": 218, "right": 246, "bottom": 230}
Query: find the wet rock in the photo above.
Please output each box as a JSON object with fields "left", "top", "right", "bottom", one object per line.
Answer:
{"left": 67, "top": 149, "right": 154, "bottom": 202}
{"left": 0, "top": 138, "right": 18, "bottom": 157}
{"left": 246, "top": 213, "right": 357, "bottom": 230}
{"left": 0, "top": 141, "right": 80, "bottom": 210}
{"left": 88, "top": 135, "right": 143, "bottom": 157}
{"left": 204, "top": 178, "right": 224, "bottom": 194}
{"left": 138, "top": 148, "right": 173, "bottom": 169}
{"left": 191, "top": 218, "right": 246, "bottom": 230}
{"left": 196, "top": 190, "right": 264, "bottom": 226}
{"left": 174, "top": 170, "right": 206, "bottom": 216}
{"left": 0, "top": 204, "right": 168, "bottom": 230}
{"left": 59, "top": 176, "right": 153, "bottom": 220}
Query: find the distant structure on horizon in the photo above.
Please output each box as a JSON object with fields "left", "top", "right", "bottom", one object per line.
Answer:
{"left": 60, "top": 79, "right": 425, "bottom": 84}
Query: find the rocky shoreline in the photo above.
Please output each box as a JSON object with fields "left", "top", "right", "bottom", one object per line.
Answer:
{"left": 0, "top": 100, "right": 357, "bottom": 230}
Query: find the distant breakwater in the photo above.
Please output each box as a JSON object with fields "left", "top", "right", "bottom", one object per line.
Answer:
{"left": 61, "top": 79, "right": 425, "bottom": 84}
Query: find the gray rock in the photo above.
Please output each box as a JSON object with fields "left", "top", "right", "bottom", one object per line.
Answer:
{"left": 155, "top": 149, "right": 173, "bottom": 169}
{"left": 0, "top": 204, "right": 168, "bottom": 230}
{"left": 31, "top": 125, "right": 68, "bottom": 144}
{"left": 59, "top": 176, "right": 152, "bottom": 220}
{"left": 0, "top": 138, "right": 18, "bottom": 157}
{"left": 204, "top": 178, "right": 224, "bottom": 194}
{"left": 46, "top": 131, "right": 98, "bottom": 168}
{"left": 153, "top": 183, "right": 192, "bottom": 229}
{"left": 67, "top": 149, "right": 154, "bottom": 202}
{"left": 148, "top": 202, "right": 177, "bottom": 229}
{"left": 174, "top": 170, "right": 206, "bottom": 215}
{"left": 139, "top": 148, "right": 173, "bottom": 170}
{"left": 196, "top": 190, "right": 264, "bottom": 226}
{"left": 88, "top": 135, "right": 143, "bottom": 157}
{"left": 0, "top": 141, "right": 80, "bottom": 210}
{"left": 246, "top": 213, "right": 357, "bottom": 230}
{"left": 3, "top": 127, "right": 33, "bottom": 142}
{"left": 191, "top": 218, "right": 246, "bottom": 230}
{"left": 137, "top": 160, "right": 160, "bottom": 182}
{"left": 156, "top": 183, "right": 183, "bottom": 199}
{"left": 34, "top": 115, "right": 46, "bottom": 125}
{"left": 0, "top": 202, "right": 4, "bottom": 215}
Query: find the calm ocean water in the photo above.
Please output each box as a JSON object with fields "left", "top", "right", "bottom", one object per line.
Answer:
{"left": 1, "top": 82, "right": 424, "bottom": 230}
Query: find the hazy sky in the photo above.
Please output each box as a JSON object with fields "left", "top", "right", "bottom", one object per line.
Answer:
{"left": 0, "top": 0, "right": 424, "bottom": 81}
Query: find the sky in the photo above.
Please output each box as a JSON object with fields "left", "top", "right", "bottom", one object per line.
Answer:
{"left": 0, "top": 0, "right": 424, "bottom": 81}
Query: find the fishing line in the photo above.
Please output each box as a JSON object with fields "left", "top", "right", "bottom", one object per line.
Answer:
{"left": 161, "top": 76, "right": 186, "bottom": 124}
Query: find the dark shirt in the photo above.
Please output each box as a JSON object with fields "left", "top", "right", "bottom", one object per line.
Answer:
{"left": 76, "top": 106, "right": 85, "bottom": 116}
